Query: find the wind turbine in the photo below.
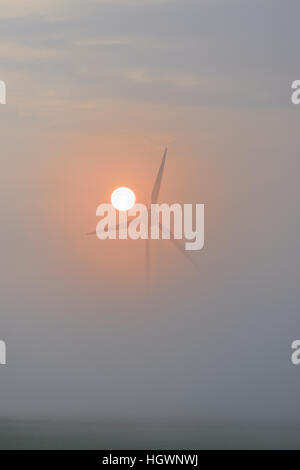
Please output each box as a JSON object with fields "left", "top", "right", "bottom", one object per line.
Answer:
{"left": 87, "top": 148, "right": 198, "bottom": 282}
{"left": 145, "top": 147, "right": 167, "bottom": 282}
{"left": 148, "top": 148, "right": 199, "bottom": 278}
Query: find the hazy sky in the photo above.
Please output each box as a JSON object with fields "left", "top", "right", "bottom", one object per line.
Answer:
{"left": 1, "top": 0, "right": 300, "bottom": 427}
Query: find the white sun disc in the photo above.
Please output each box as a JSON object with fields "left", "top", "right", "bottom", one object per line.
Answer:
{"left": 111, "top": 187, "right": 136, "bottom": 211}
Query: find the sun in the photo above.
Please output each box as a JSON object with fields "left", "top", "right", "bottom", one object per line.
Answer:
{"left": 111, "top": 187, "right": 136, "bottom": 211}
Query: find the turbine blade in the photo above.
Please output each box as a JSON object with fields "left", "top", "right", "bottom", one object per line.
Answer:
{"left": 86, "top": 215, "right": 138, "bottom": 236}
{"left": 159, "top": 223, "right": 199, "bottom": 271}
{"left": 151, "top": 148, "right": 167, "bottom": 204}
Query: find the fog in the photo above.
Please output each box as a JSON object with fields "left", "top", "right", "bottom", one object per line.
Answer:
{"left": 0, "top": 0, "right": 300, "bottom": 447}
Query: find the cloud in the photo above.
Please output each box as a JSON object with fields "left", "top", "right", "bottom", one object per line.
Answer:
{"left": 0, "top": 41, "right": 63, "bottom": 61}
{"left": 124, "top": 68, "right": 202, "bottom": 89}
{"left": 72, "top": 38, "right": 132, "bottom": 47}
{"left": 0, "top": 0, "right": 170, "bottom": 19}
{"left": 0, "top": 0, "right": 64, "bottom": 18}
